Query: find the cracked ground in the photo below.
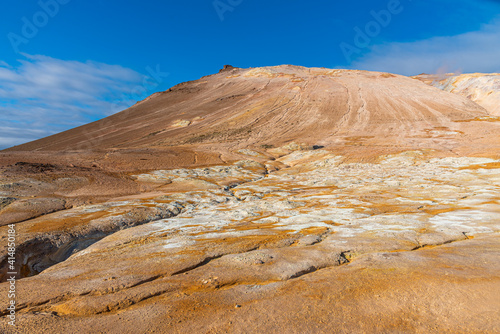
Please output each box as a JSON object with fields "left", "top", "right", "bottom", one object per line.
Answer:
{"left": 1, "top": 148, "right": 499, "bottom": 333}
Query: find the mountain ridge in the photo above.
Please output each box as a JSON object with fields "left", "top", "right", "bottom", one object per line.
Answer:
{"left": 5, "top": 65, "right": 499, "bottom": 160}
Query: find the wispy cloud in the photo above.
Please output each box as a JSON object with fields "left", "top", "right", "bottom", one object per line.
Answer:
{"left": 0, "top": 55, "right": 155, "bottom": 150}
{"left": 348, "top": 19, "right": 500, "bottom": 75}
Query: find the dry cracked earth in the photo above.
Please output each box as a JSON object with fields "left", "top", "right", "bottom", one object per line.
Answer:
{"left": 1, "top": 66, "right": 500, "bottom": 333}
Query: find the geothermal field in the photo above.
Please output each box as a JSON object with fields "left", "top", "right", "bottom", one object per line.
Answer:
{"left": 1, "top": 66, "right": 500, "bottom": 333}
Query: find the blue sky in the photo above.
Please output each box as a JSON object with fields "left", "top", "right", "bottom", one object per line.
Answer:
{"left": 1, "top": 0, "right": 499, "bottom": 149}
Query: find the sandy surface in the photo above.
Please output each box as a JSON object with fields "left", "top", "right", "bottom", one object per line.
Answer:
{"left": 1, "top": 66, "right": 499, "bottom": 333}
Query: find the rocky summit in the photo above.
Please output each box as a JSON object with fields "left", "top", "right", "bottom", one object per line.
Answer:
{"left": 1, "top": 66, "right": 500, "bottom": 333}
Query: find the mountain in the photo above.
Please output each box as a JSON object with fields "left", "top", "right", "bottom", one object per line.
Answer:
{"left": 414, "top": 72, "right": 500, "bottom": 116}
{"left": 6, "top": 66, "right": 499, "bottom": 159}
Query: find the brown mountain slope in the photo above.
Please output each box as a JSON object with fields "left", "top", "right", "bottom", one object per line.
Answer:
{"left": 6, "top": 65, "right": 500, "bottom": 159}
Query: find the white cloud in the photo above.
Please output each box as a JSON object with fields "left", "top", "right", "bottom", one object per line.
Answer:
{"left": 0, "top": 55, "right": 159, "bottom": 150}
{"left": 349, "top": 19, "right": 500, "bottom": 75}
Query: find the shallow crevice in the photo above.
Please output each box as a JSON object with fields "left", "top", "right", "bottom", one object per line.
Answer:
{"left": 411, "top": 233, "right": 470, "bottom": 251}
{"left": 172, "top": 254, "right": 227, "bottom": 276}
{"left": 0, "top": 203, "right": 185, "bottom": 282}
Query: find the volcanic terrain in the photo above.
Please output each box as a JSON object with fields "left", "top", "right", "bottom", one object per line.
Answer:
{"left": 1, "top": 65, "right": 499, "bottom": 333}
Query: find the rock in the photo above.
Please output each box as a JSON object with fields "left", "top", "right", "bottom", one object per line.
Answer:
{"left": 0, "top": 197, "right": 66, "bottom": 226}
{"left": 219, "top": 65, "right": 237, "bottom": 72}
{"left": 0, "top": 197, "right": 16, "bottom": 210}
